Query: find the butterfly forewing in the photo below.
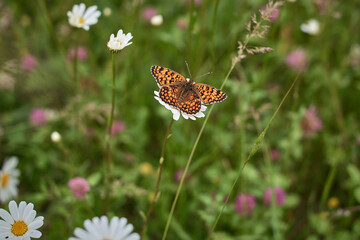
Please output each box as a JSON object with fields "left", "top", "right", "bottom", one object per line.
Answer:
{"left": 195, "top": 83, "right": 227, "bottom": 104}
{"left": 151, "top": 65, "right": 187, "bottom": 86}
{"left": 159, "top": 85, "right": 182, "bottom": 108}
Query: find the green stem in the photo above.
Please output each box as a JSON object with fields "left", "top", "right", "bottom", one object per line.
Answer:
{"left": 253, "top": 114, "right": 280, "bottom": 240}
{"left": 209, "top": 72, "right": 301, "bottom": 239}
{"left": 162, "top": 62, "right": 236, "bottom": 240}
{"left": 73, "top": 31, "right": 79, "bottom": 83}
{"left": 103, "top": 53, "right": 116, "bottom": 213}
{"left": 108, "top": 53, "right": 116, "bottom": 138}
{"left": 141, "top": 118, "right": 175, "bottom": 238}
{"left": 320, "top": 163, "right": 337, "bottom": 207}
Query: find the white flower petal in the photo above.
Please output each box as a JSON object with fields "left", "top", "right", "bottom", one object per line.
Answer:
{"left": 127, "top": 233, "right": 141, "bottom": 240}
{"left": 74, "top": 227, "right": 93, "bottom": 240}
{"left": 0, "top": 210, "right": 13, "bottom": 224}
{"left": 3, "top": 157, "right": 18, "bottom": 171}
{"left": 78, "top": 3, "right": 86, "bottom": 16}
{"left": 117, "top": 224, "right": 134, "bottom": 239}
{"left": 28, "top": 229, "right": 42, "bottom": 238}
{"left": 173, "top": 110, "right": 180, "bottom": 120}
{"left": 28, "top": 216, "right": 44, "bottom": 230}
{"left": 72, "top": 4, "right": 79, "bottom": 15}
{"left": 109, "top": 216, "right": 119, "bottom": 236}
{"left": 0, "top": 219, "right": 11, "bottom": 229}
{"left": 83, "top": 5, "right": 98, "bottom": 19}
{"left": 69, "top": 216, "right": 139, "bottom": 240}
{"left": 8, "top": 201, "right": 19, "bottom": 221}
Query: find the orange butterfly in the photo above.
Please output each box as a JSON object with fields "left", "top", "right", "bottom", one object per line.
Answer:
{"left": 151, "top": 65, "right": 227, "bottom": 114}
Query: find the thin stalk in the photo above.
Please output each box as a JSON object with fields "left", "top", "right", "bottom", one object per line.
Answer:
{"left": 209, "top": 72, "right": 301, "bottom": 239}
{"left": 320, "top": 162, "right": 337, "bottom": 207}
{"left": 141, "top": 118, "right": 175, "bottom": 238}
{"left": 252, "top": 112, "right": 280, "bottom": 240}
{"left": 73, "top": 31, "right": 79, "bottom": 83}
{"left": 108, "top": 53, "right": 117, "bottom": 138}
{"left": 103, "top": 53, "right": 116, "bottom": 213}
{"left": 161, "top": 62, "right": 237, "bottom": 240}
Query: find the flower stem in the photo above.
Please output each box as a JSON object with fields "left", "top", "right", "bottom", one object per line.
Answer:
{"left": 73, "top": 31, "right": 79, "bottom": 83}
{"left": 108, "top": 53, "right": 116, "bottom": 138}
{"left": 141, "top": 118, "right": 174, "bottom": 238}
{"left": 103, "top": 53, "right": 116, "bottom": 213}
{"left": 161, "top": 62, "right": 236, "bottom": 240}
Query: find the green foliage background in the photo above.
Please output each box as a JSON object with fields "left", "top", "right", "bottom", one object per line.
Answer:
{"left": 1, "top": 0, "right": 360, "bottom": 239}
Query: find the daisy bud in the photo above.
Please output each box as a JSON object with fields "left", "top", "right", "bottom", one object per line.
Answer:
{"left": 51, "top": 131, "right": 62, "bottom": 143}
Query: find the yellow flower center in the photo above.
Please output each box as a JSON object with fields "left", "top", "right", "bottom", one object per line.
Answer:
{"left": 11, "top": 221, "right": 28, "bottom": 236}
{"left": 79, "top": 17, "right": 85, "bottom": 25}
{"left": 1, "top": 172, "right": 9, "bottom": 188}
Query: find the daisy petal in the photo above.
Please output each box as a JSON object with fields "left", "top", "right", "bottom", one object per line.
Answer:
{"left": 8, "top": 201, "right": 19, "bottom": 221}
{"left": 0, "top": 209, "right": 14, "bottom": 224}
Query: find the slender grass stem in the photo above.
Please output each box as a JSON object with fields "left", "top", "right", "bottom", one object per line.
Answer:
{"left": 162, "top": 62, "right": 236, "bottom": 240}
{"left": 103, "top": 53, "right": 116, "bottom": 213}
{"left": 209, "top": 72, "right": 301, "bottom": 239}
{"left": 320, "top": 163, "right": 337, "bottom": 207}
{"left": 252, "top": 111, "right": 280, "bottom": 240}
{"left": 141, "top": 118, "right": 175, "bottom": 238}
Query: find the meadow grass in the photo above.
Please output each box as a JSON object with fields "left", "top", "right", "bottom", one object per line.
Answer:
{"left": 1, "top": 0, "right": 360, "bottom": 239}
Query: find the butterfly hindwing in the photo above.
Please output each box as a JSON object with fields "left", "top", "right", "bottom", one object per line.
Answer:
{"left": 177, "top": 90, "right": 202, "bottom": 114}
{"left": 159, "top": 85, "right": 202, "bottom": 114}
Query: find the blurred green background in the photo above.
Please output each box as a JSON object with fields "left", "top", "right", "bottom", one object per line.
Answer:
{"left": 1, "top": 0, "right": 360, "bottom": 239}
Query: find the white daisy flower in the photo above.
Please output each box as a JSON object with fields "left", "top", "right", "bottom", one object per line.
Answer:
{"left": 107, "top": 29, "right": 133, "bottom": 52}
{"left": 300, "top": 19, "right": 320, "bottom": 35}
{"left": 154, "top": 89, "right": 207, "bottom": 121}
{"left": 0, "top": 200, "right": 44, "bottom": 239}
{"left": 69, "top": 216, "right": 140, "bottom": 240}
{"left": 67, "top": 3, "right": 101, "bottom": 31}
{"left": 0, "top": 157, "right": 20, "bottom": 203}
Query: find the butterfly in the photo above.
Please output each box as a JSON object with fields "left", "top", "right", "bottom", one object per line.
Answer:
{"left": 151, "top": 65, "right": 227, "bottom": 115}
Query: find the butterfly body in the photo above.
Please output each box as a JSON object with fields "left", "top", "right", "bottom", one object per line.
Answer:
{"left": 151, "top": 65, "right": 227, "bottom": 115}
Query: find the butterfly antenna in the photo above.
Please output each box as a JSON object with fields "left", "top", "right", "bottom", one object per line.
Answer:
{"left": 185, "top": 60, "right": 193, "bottom": 79}
{"left": 195, "top": 71, "right": 213, "bottom": 81}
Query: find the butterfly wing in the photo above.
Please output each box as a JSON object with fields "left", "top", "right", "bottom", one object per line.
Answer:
{"left": 151, "top": 65, "right": 187, "bottom": 86}
{"left": 177, "top": 89, "right": 202, "bottom": 114}
{"left": 195, "top": 83, "right": 227, "bottom": 104}
{"left": 159, "top": 85, "right": 202, "bottom": 114}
